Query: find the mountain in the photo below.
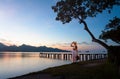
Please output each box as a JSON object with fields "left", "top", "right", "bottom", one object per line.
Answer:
{"left": 0, "top": 43, "right": 6, "bottom": 48}
{"left": 0, "top": 43, "right": 68, "bottom": 52}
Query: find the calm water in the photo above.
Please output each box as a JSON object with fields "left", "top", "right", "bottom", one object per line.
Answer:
{"left": 0, "top": 52, "right": 71, "bottom": 79}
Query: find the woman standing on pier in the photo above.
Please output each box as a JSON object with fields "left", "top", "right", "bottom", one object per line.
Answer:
{"left": 71, "top": 41, "right": 79, "bottom": 63}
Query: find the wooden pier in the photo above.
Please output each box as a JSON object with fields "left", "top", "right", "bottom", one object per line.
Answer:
{"left": 39, "top": 52, "right": 107, "bottom": 61}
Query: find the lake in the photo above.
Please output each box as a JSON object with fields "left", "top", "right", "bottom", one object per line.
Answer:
{"left": 0, "top": 52, "right": 71, "bottom": 79}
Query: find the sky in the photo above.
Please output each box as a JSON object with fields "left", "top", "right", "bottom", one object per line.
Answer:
{"left": 0, "top": 0, "right": 120, "bottom": 51}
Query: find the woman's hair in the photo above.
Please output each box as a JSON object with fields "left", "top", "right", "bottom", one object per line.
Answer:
{"left": 71, "top": 41, "right": 78, "bottom": 51}
{"left": 72, "top": 41, "right": 77, "bottom": 45}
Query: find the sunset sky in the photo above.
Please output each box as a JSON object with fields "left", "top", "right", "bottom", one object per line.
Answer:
{"left": 0, "top": 0, "right": 120, "bottom": 51}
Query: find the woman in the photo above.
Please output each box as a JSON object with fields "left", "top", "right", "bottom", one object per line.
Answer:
{"left": 71, "top": 41, "right": 78, "bottom": 63}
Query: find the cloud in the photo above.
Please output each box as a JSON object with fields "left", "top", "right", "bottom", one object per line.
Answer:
{"left": 50, "top": 42, "right": 106, "bottom": 51}
{"left": 51, "top": 43, "right": 68, "bottom": 47}
{"left": 63, "top": 42, "right": 90, "bottom": 46}
{"left": 78, "top": 42, "right": 90, "bottom": 45}
{"left": 0, "top": 38, "right": 6, "bottom": 42}
{"left": 0, "top": 38, "right": 13, "bottom": 46}
{"left": 63, "top": 43, "right": 71, "bottom": 45}
{"left": 51, "top": 42, "right": 90, "bottom": 47}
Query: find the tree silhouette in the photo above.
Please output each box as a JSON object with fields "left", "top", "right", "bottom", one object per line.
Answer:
{"left": 52, "top": 0, "right": 120, "bottom": 66}
{"left": 52, "top": 0, "right": 120, "bottom": 50}
{"left": 99, "top": 17, "right": 120, "bottom": 44}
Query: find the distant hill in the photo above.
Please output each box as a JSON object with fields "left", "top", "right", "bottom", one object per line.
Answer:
{"left": 0, "top": 43, "right": 69, "bottom": 52}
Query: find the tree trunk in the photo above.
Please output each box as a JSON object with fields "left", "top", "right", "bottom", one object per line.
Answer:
{"left": 118, "top": 66, "right": 120, "bottom": 75}
{"left": 79, "top": 19, "right": 109, "bottom": 50}
{"left": 78, "top": 18, "right": 120, "bottom": 73}
{"left": 108, "top": 46, "right": 120, "bottom": 74}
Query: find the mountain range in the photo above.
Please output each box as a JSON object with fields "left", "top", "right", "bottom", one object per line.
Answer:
{"left": 0, "top": 43, "right": 68, "bottom": 52}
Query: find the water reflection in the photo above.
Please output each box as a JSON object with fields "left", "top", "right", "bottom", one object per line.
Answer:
{"left": 0, "top": 52, "right": 40, "bottom": 58}
{"left": 0, "top": 52, "right": 71, "bottom": 79}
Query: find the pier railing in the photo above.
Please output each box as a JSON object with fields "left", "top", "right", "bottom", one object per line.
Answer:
{"left": 39, "top": 52, "right": 107, "bottom": 61}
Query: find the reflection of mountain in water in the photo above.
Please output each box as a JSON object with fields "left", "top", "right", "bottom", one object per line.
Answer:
{"left": 0, "top": 43, "right": 68, "bottom": 52}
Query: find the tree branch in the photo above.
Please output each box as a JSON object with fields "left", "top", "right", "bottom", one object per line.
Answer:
{"left": 78, "top": 17, "right": 109, "bottom": 50}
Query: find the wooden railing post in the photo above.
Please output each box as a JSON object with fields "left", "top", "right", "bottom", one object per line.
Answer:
{"left": 39, "top": 52, "right": 107, "bottom": 61}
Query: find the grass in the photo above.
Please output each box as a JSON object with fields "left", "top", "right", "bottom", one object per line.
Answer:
{"left": 10, "top": 59, "right": 120, "bottom": 79}
{"left": 41, "top": 59, "right": 120, "bottom": 79}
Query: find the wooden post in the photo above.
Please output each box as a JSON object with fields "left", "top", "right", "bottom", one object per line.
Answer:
{"left": 85, "top": 54, "right": 88, "bottom": 61}
{"left": 39, "top": 53, "right": 107, "bottom": 61}
{"left": 82, "top": 54, "right": 85, "bottom": 61}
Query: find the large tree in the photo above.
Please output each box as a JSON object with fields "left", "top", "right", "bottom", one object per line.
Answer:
{"left": 52, "top": 0, "right": 120, "bottom": 65}
{"left": 52, "top": 0, "right": 120, "bottom": 50}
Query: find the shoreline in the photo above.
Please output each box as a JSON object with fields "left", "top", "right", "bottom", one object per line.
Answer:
{"left": 9, "top": 59, "right": 119, "bottom": 79}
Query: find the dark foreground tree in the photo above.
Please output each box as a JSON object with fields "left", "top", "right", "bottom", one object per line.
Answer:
{"left": 52, "top": 0, "right": 120, "bottom": 68}
{"left": 99, "top": 17, "right": 120, "bottom": 44}
{"left": 99, "top": 17, "right": 120, "bottom": 72}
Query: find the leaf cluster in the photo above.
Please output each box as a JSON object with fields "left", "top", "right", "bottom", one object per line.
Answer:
{"left": 52, "top": 0, "right": 120, "bottom": 24}
{"left": 99, "top": 17, "right": 120, "bottom": 44}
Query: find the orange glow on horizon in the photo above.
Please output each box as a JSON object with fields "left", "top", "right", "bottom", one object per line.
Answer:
{"left": 51, "top": 43, "right": 106, "bottom": 51}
